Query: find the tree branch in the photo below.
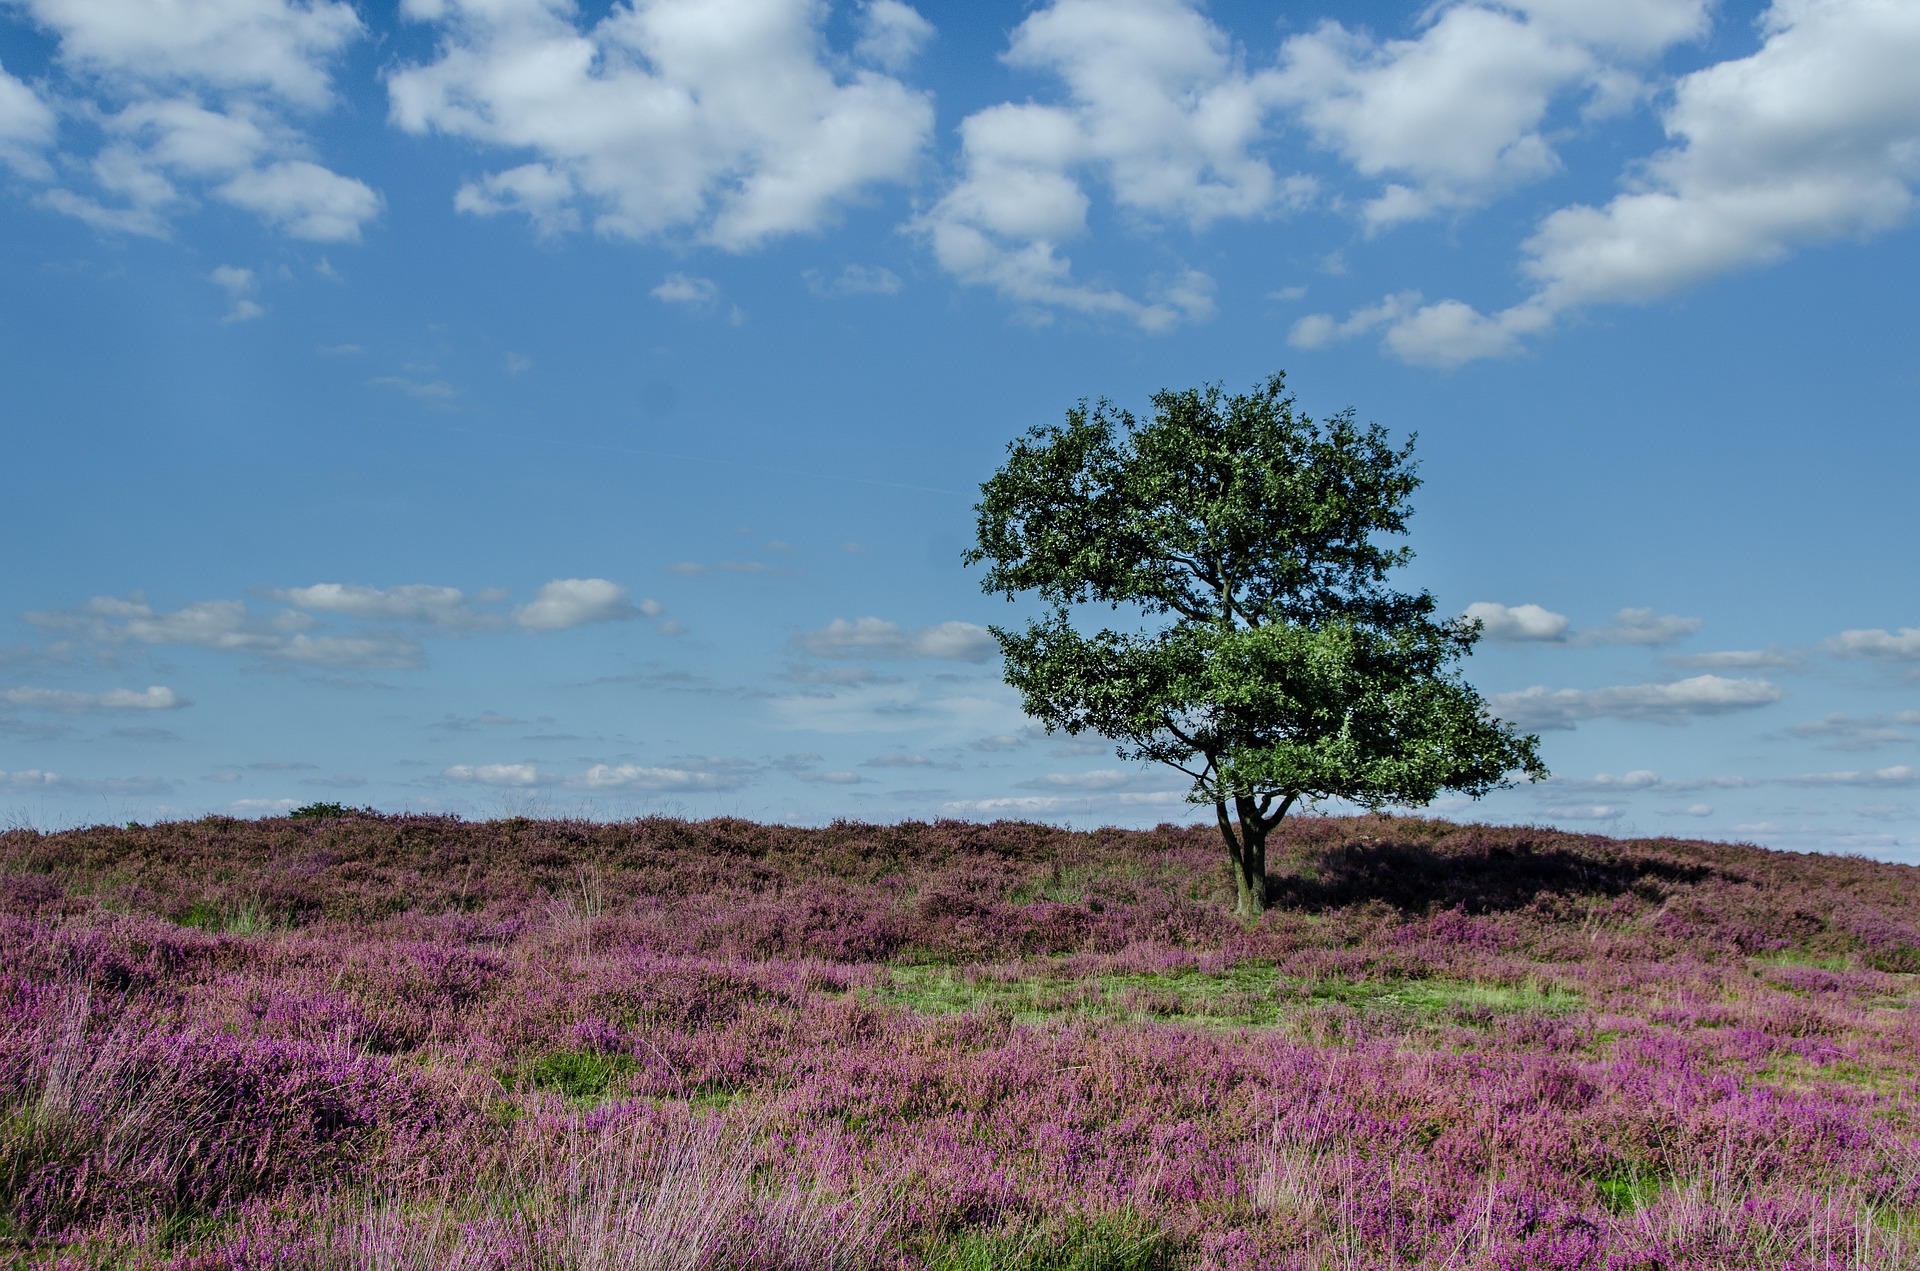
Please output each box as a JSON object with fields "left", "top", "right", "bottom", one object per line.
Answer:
{"left": 1259, "top": 791, "right": 1298, "bottom": 834}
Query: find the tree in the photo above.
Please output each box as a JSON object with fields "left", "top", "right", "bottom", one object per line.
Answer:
{"left": 965, "top": 373, "right": 1547, "bottom": 916}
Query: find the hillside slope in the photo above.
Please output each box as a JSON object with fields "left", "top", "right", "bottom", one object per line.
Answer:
{"left": 2, "top": 814, "right": 1917, "bottom": 1268}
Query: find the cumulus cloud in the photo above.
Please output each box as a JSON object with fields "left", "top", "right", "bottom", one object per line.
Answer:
{"left": 855, "top": 0, "right": 934, "bottom": 72}
{"left": 1576, "top": 607, "right": 1702, "bottom": 647}
{"left": 512, "top": 579, "right": 643, "bottom": 631}
{"left": 1272, "top": 0, "right": 1713, "bottom": 231}
{"left": 791, "top": 617, "right": 996, "bottom": 662}
{"left": 17, "top": 0, "right": 380, "bottom": 240}
{"left": 1297, "top": 0, "right": 1920, "bottom": 365}
{"left": 1463, "top": 602, "right": 1697, "bottom": 646}
{"left": 389, "top": 0, "right": 933, "bottom": 250}
{"left": 1275, "top": 6, "right": 1591, "bottom": 229}
{"left": 919, "top": 0, "right": 1311, "bottom": 329}
{"left": 1828, "top": 626, "right": 1920, "bottom": 660}
{"left": 1491, "top": 674, "right": 1783, "bottom": 730}
{"left": 1, "top": 684, "right": 188, "bottom": 712}
{"left": 1464, "top": 601, "right": 1569, "bottom": 642}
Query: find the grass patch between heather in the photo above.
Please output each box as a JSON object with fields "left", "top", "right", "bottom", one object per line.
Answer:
{"left": 867, "top": 963, "right": 1579, "bottom": 1029}
{"left": 924, "top": 1213, "right": 1185, "bottom": 1271}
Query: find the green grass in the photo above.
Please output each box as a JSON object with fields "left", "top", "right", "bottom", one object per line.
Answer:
{"left": 515, "top": 1050, "right": 636, "bottom": 1101}
{"left": 1749, "top": 950, "right": 1854, "bottom": 973}
{"left": 178, "top": 898, "right": 279, "bottom": 936}
{"left": 1595, "top": 1166, "right": 1664, "bottom": 1214}
{"left": 1759, "top": 1053, "right": 1909, "bottom": 1095}
{"left": 924, "top": 1214, "right": 1186, "bottom": 1271}
{"left": 866, "top": 962, "right": 1579, "bottom": 1030}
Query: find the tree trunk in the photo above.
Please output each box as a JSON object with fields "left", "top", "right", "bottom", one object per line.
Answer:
{"left": 1216, "top": 797, "right": 1269, "bottom": 917}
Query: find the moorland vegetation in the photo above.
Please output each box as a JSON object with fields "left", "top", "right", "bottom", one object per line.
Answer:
{"left": 2, "top": 811, "right": 1918, "bottom": 1268}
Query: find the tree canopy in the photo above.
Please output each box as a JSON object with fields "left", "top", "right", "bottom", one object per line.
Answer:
{"left": 966, "top": 373, "right": 1546, "bottom": 914}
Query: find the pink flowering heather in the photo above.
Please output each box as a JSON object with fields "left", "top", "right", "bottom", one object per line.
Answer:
{"left": 1, "top": 813, "right": 1917, "bottom": 1268}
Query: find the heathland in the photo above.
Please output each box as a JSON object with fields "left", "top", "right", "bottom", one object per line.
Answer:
{"left": 2, "top": 812, "right": 1917, "bottom": 1269}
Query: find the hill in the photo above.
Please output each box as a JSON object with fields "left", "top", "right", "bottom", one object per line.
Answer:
{"left": 2, "top": 814, "right": 1917, "bottom": 1268}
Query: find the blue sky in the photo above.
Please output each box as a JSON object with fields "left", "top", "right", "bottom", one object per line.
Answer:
{"left": 2, "top": 0, "right": 1917, "bottom": 856}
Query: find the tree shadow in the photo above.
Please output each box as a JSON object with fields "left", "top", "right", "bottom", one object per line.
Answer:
{"left": 1268, "top": 837, "right": 1724, "bottom": 915}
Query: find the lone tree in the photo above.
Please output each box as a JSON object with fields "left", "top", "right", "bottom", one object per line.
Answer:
{"left": 966, "top": 373, "right": 1546, "bottom": 915}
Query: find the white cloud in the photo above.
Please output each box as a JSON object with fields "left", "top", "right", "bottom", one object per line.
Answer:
{"left": 1576, "top": 606, "right": 1702, "bottom": 646}
{"left": 210, "top": 264, "right": 264, "bottom": 323}
{"left": 855, "top": 0, "right": 934, "bottom": 73}
{"left": 1463, "top": 601, "right": 1696, "bottom": 646}
{"left": 1325, "top": 0, "right": 1920, "bottom": 365}
{"left": 0, "top": 60, "right": 57, "bottom": 177}
{"left": 1491, "top": 674, "right": 1783, "bottom": 730}
{"left": 442, "top": 762, "right": 542, "bottom": 787}
{"left": 216, "top": 158, "right": 380, "bottom": 240}
{"left": 1291, "top": 289, "right": 1552, "bottom": 365}
{"left": 1272, "top": 0, "right": 1715, "bottom": 230}
{"left": 274, "top": 582, "right": 501, "bottom": 628}
{"left": 1, "top": 684, "right": 188, "bottom": 712}
{"left": 454, "top": 162, "right": 579, "bottom": 236}
{"left": 792, "top": 617, "right": 996, "bottom": 662}
{"left": 228, "top": 797, "right": 299, "bottom": 814}
{"left": 1274, "top": 6, "right": 1594, "bottom": 229}
{"left": 27, "top": 580, "right": 664, "bottom": 670}
{"left": 512, "top": 578, "right": 642, "bottom": 631}
{"left": 26, "top": 592, "right": 421, "bottom": 668}
{"left": 1783, "top": 764, "right": 1920, "bottom": 788}
{"left": 1464, "top": 600, "right": 1570, "bottom": 642}
{"left": 1558, "top": 769, "right": 1662, "bottom": 790}
{"left": 572, "top": 762, "right": 748, "bottom": 792}
{"left": 940, "top": 789, "right": 1186, "bottom": 817}
{"left": 21, "top": 0, "right": 362, "bottom": 106}
{"left": 920, "top": 0, "right": 1309, "bottom": 329}
{"left": 17, "top": 0, "right": 380, "bottom": 240}
{"left": 1828, "top": 626, "right": 1920, "bottom": 660}
{"left": 389, "top": 0, "right": 933, "bottom": 250}
{"left": 1541, "top": 803, "right": 1624, "bottom": 821}
{"left": 652, "top": 274, "right": 721, "bottom": 308}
